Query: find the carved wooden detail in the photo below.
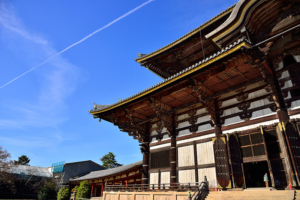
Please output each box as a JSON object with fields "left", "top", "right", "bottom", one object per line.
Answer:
{"left": 140, "top": 143, "right": 149, "bottom": 154}
{"left": 149, "top": 97, "right": 173, "bottom": 136}
{"left": 155, "top": 121, "right": 164, "bottom": 142}
{"left": 187, "top": 106, "right": 198, "bottom": 133}
{"left": 190, "top": 78, "right": 220, "bottom": 126}
{"left": 257, "top": 60, "right": 281, "bottom": 109}
{"left": 236, "top": 93, "right": 249, "bottom": 102}
{"left": 238, "top": 102, "right": 251, "bottom": 111}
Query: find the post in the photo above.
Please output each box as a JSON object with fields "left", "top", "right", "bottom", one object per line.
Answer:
{"left": 142, "top": 142, "right": 150, "bottom": 187}
{"left": 90, "top": 184, "right": 94, "bottom": 197}
{"left": 170, "top": 135, "right": 177, "bottom": 186}
{"left": 170, "top": 113, "right": 177, "bottom": 187}
{"left": 101, "top": 184, "right": 104, "bottom": 197}
{"left": 140, "top": 122, "right": 150, "bottom": 189}
{"left": 266, "top": 58, "right": 296, "bottom": 187}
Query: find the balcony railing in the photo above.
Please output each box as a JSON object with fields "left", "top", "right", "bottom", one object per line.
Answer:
{"left": 105, "top": 182, "right": 208, "bottom": 192}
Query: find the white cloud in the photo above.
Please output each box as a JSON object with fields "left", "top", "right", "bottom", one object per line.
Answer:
{"left": 0, "top": 1, "right": 80, "bottom": 134}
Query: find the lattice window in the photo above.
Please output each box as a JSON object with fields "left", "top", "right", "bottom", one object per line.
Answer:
{"left": 239, "top": 133, "right": 265, "bottom": 157}
{"left": 150, "top": 150, "right": 170, "bottom": 169}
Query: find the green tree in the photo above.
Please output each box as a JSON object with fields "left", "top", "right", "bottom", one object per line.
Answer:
{"left": 75, "top": 180, "right": 90, "bottom": 200}
{"left": 37, "top": 182, "right": 56, "bottom": 200}
{"left": 57, "top": 187, "right": 70, "bottom": 200}
{"left": 100, "top": 152, "right": 122, "bottom": 169}
{"left": 14, "top": 155, "right": 30, "bottom": 165}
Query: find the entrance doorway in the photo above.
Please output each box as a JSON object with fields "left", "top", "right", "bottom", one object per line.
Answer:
{"left": 243, "top": 161, "right": 270, "bottom": 187}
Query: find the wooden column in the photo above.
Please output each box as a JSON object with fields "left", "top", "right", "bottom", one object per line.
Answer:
{"left": 266, "top": 59, "right": 296, "bottom": 186}
{"left": 140, "top": 122, "right": 150, "bottom": 188}
{"left": 90, "top": 184, "right": 94, "bottom": 197}
{"left": 141, "top": 142, "right": 149, "bottom": 186}
{"left": 101, "top": 184, "right": 104, "bottom": 197}
{"left": 193, "top": 141, "right": 199, "bottom": 185}
{"left": 170, "top": 135, "right": 177, "bottom": 186}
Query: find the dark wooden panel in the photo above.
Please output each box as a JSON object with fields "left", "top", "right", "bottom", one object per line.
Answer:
{"left": 150, "top": 150, "right": 170, "bottom": 169}
{"left": 213, "top": 137, "right": 231, "bottom": 189}
{"left": 285, "top": 123, "right": 300, "bottom": 185}
{"left": 228, "top": 134, "right": 244, "bottom": 188}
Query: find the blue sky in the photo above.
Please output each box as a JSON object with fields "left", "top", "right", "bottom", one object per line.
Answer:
{"left": 0, "top": 0, "right": 236, "bottom": 167}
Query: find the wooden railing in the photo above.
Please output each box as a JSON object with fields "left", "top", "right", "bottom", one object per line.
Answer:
{"left": 105, "top": 182, "right": 208, "bottom": 192}
{"left": 191, "top": 182, "right": 208, "bottom": 200}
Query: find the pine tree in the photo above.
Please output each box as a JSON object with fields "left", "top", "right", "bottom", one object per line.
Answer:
{"left": 100, "top": 152, "right": 122, "bottom": 169}
{"left": 14, "top": 155, "right": 30, "bottom": 165}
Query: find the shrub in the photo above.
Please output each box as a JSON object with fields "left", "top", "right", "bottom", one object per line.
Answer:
{"left": 71, "top": 186, "right": 79, "bottom": 192}
{"left": 37, "top": 182, "right": 56, "bottom": 200}
{"left": 57, "top": 187, "right": 70, "bottom": 200}
{"left": 75, "top": 180, "right": 90, "bottom": 200}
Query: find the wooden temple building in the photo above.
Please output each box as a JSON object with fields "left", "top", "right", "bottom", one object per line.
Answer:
{"left": 69, "top": 161, "right": 142, "bottom": 198}
{"left": 90, "top": 0, "right": 300, "bottom": 191}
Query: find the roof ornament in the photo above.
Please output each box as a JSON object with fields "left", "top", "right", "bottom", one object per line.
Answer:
{"left": 138, "top": 53, "right": 147, "bottom": 58}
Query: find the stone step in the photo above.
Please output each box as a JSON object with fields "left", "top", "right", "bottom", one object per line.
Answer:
{"left": 204, "top": 190, "right": 291, "bottom": 200}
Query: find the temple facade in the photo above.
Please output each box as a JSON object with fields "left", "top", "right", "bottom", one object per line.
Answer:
{"left": 90, "top": 0, "right": 300, "bottom": 190}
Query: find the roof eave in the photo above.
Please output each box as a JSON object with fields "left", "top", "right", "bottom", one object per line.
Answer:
{"left": 90, "top": 40, "right": 252, "bottom": 115}
{"left": 134, "top": 6, "right": 235, "bottom": 64}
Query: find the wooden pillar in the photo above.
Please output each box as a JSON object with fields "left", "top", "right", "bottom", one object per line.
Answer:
{"left": 170, "top": 135, "right": 177, "bottom": 186}
{"left": 266, "top": 59, "right": 296, "bottom": 186}
{"left": 193, "top": 141, "right": 199, "bottom": 185}
{"left": 90, "top": 184, "right": 94, "bottom": 197}
{"left": 141, "top": 122, "right": 150, "bottom": 188}
{"left": 142, "top": 143, "right": 149, "bottom": 185}
{"left": 101, "top": 184, "right": 103, "bottom": 197}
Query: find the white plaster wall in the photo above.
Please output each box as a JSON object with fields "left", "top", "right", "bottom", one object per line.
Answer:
{"left": 291, "top": 100, "right": 300, "bottom": 110}
{"left": 177, "top": 133, "right": 215, "bottom": 144}
{"left": 177, "top": 108, "right": 207, "bottom": 121}
{"left": 219, "top": 81, "right": 266, "bottom": 100}
{"left": 294, "top": 55, "right": 300, "bottom": 62}
{"left": 282, "top": 80, "right": 293, "bottom": 89}
{"left": 223, "top": 119, "right": 279, "bottom": 134}
{"left": 150, "top": 173, "right": 159, "bottom": 186}
{"left": 251, "top": 108, "right": 274, "bottom": 119}
{"left": 224, "top": 116, "right": 243, "bottom": 126}
{"left": 276, "top": 61, "right": 284, "bottom": 71}
{"left": 221, "top": 98, "right": 239, "bottom": 108}
{"left": 248, "top": 88, "right": 270, "bottom": 100}
{"left": 160, "top": 172, "right": 170, "bottom": 187}
{"left": 178, "top": 145, "right": 194, "bottom": 167}
{"left": 197, "top": 141, "right": 215, "bottom": 165}
{"left": 178, "top": 169, "right": 195, "bottom": 185}
{"left": 223, "top": 107, "right": 241, "bottom": 116}
{"left": 278, "top": 70, "right": 290, "bottom": 80}
{"left": 198, "top": 167, "right": 217, "bottom": 188}
{"left": 150, "top": 143, "right": 170, "bottom": 150}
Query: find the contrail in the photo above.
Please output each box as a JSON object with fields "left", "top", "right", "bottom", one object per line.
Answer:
{"left": 0, "top": 0, "right": 154, "bottom": 89}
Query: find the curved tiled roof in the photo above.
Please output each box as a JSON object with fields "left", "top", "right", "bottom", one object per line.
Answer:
{"left": 90, "top": 37, "right": 251, "bottom": 114}
{"left": 70, "top": 160, "right": 142, "bottom": 181}
{"left": 135, "top": 4, "right": 236, "bottom": 63}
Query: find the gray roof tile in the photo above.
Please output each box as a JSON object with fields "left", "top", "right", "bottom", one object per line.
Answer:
{"left": 70, "top": 160, "right": 142, "bottom": 181}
